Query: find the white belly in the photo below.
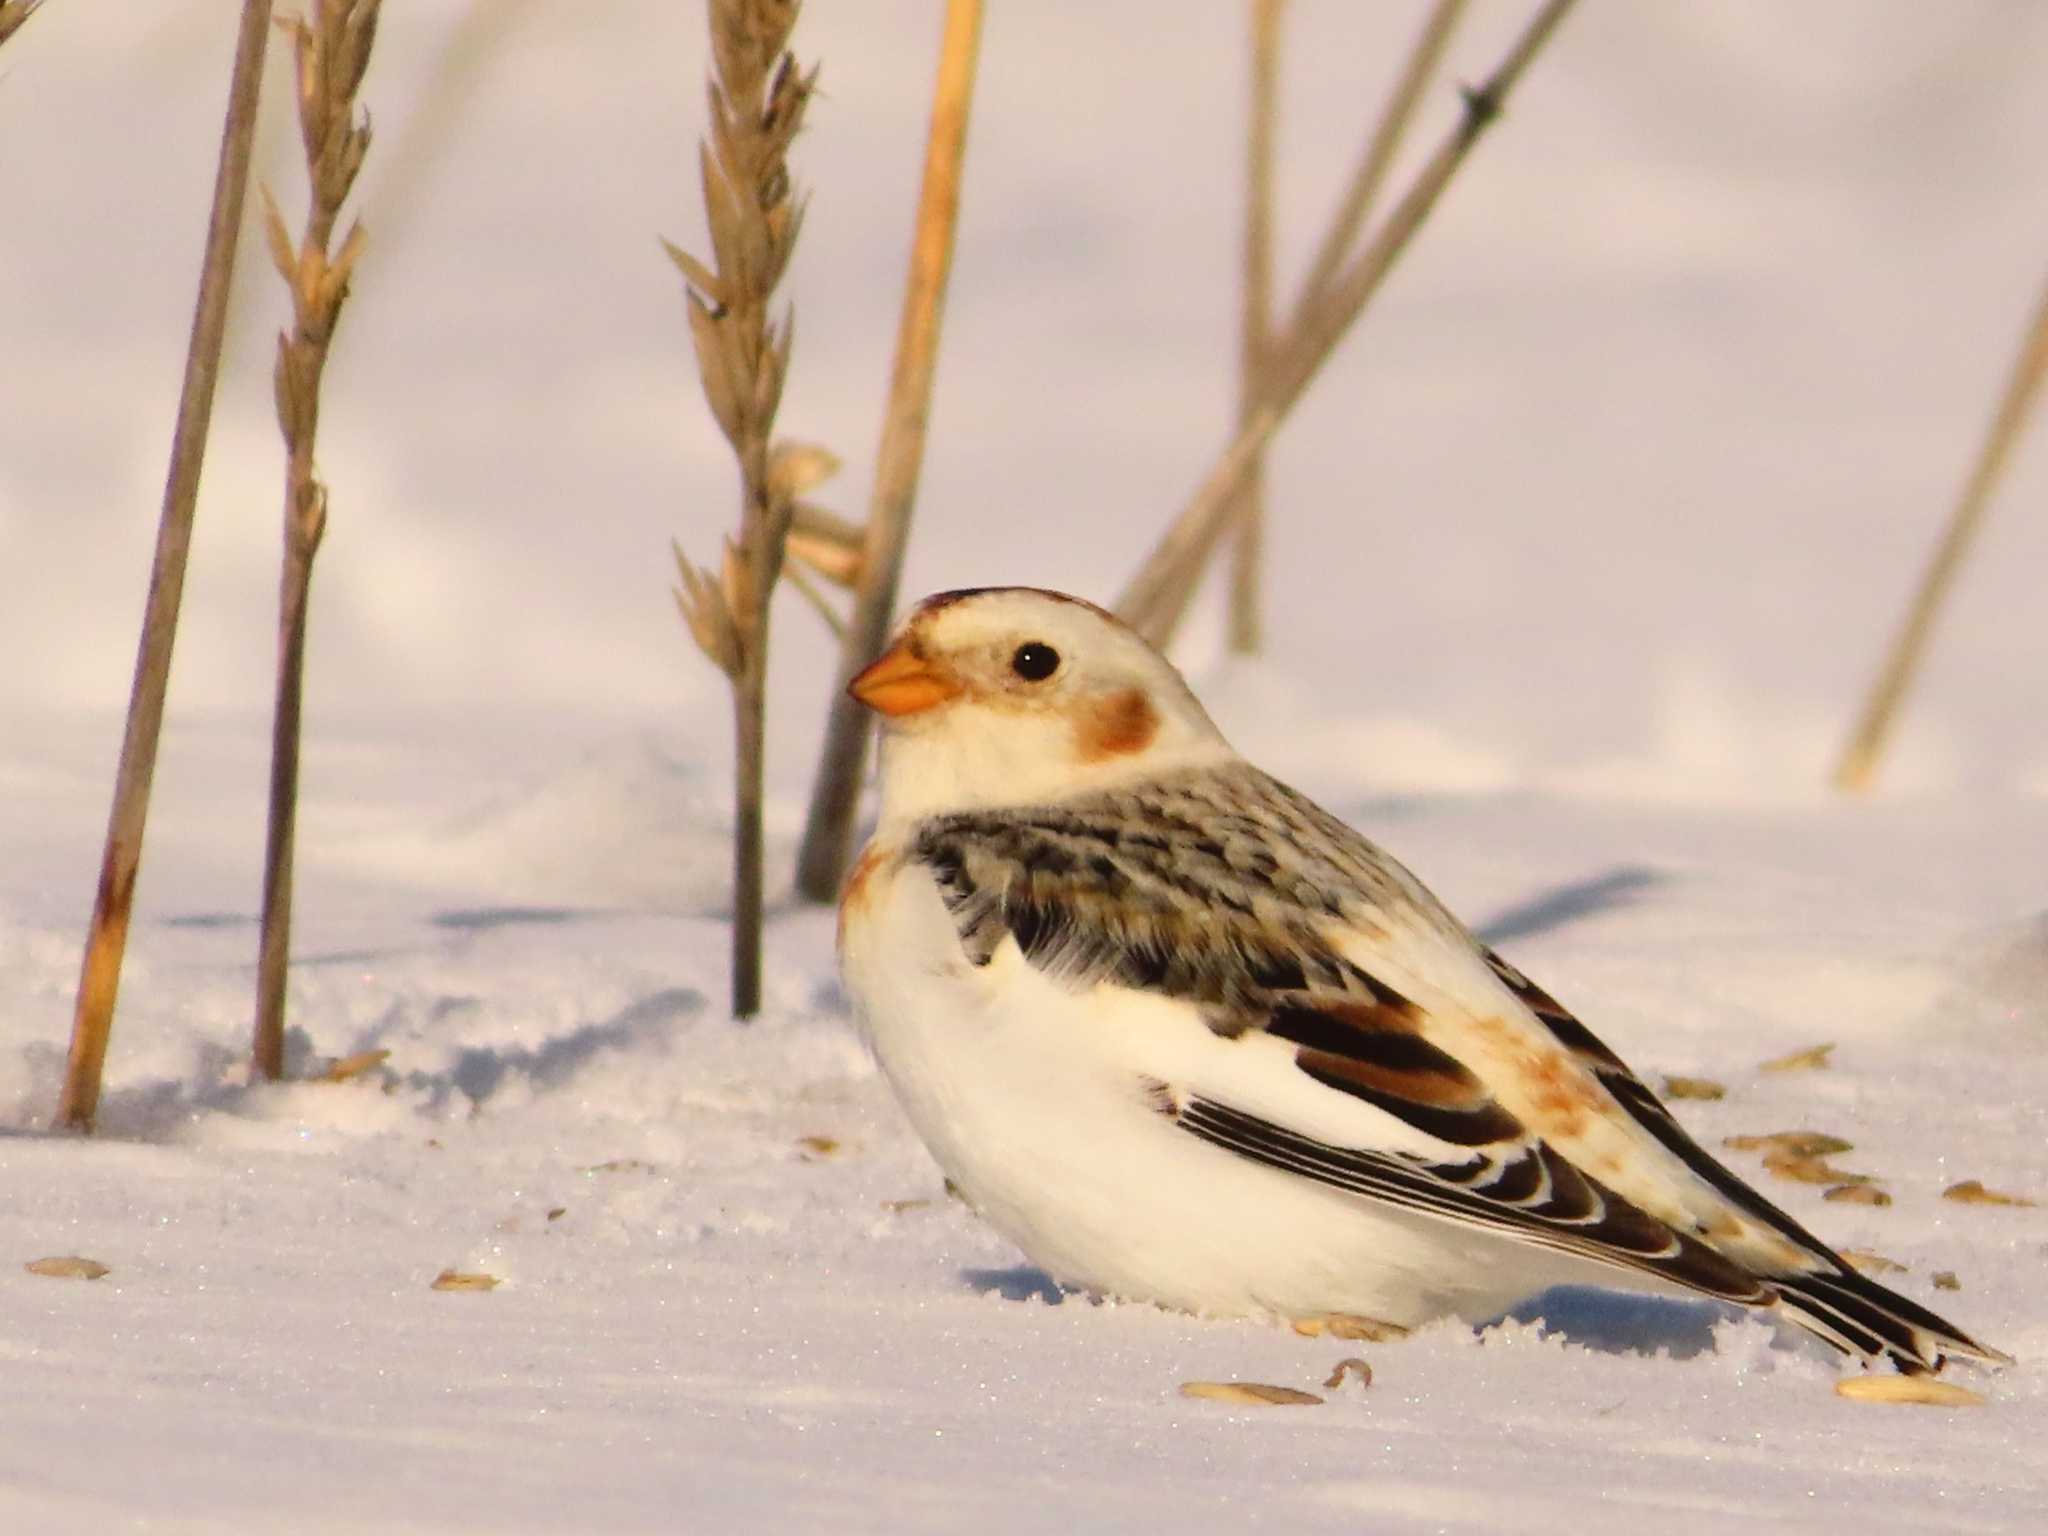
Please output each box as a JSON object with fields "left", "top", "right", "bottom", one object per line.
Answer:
{"left": 841, "top": 854, "right": 1608, "bottom": 1327}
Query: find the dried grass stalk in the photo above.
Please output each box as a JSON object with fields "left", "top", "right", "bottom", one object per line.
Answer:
{"left": 1286, "top": 0, "right": 1469, "bottom": 345}
{"left": 0, "top": 0, "right": 45, "bottom": 47}
{"left": 1223, "top": 0, "right": 1285, "bottom": 656}
{"left": 793, "top": 0, "right": 984, "bottom": 903}
{"left": 55, "top": 0, "right": 278, "bottom": 1132}
{"left": 253, "top": 0, "right": 381, "bottom": 1081}
{"left": 670, "top": 0, "right": 820, "bottom": 1014}
{"left": 1225, "top": 0, "right": 1468, "bottom": 654}
{"left": 1834, "top": 266, "right": 2048, "bottom": 792}
{"left": 1118, "top": 0, "right": 1577, "bottom": 648}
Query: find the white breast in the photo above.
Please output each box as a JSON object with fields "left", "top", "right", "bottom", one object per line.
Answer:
{"left": 839, "top": 849, "right": 1611, "bottom": 1326}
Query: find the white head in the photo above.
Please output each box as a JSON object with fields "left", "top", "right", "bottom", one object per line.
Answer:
{"left": 849, "top": 587, "right": 1235, "bottom": 825}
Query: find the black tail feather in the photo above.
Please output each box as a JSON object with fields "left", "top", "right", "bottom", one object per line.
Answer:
{"left": 1769, "top": 1265, "right": 2010, "bottom": 1375}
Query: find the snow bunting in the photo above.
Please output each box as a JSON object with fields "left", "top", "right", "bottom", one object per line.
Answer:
{"left": 838, "top": 587, "right": 2005, "bottom": 1375}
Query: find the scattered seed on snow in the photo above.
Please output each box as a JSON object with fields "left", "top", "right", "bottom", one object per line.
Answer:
{"left": 25, "top": 1256, "right": 109, "bottom": 1280}
{"left": 1824, "top": 1183, "right": 1892, "bottom": 1206}
{"left": 1933, "top": 1271, "right": 1962, "bottom": 1291}
{"left": 1724, "top": 1131, "right": 1853, "bottom": 1158}
{"left": 1179, "top": 1381, "right": 1322, "bottom": 1407}
{"left": 881, "top": 1198, "right": 932, "bottom": 1215}
{"left": 1322, "top": 1358, "right": 1373, "bottom": 1391}
{"left": 1759, "top": 1042, "right": 1835, "bottom": 1073}
{"left": 1942, "top": 1180, "right": 2036, "bottom": 1208}
{"left": 1761, "top": 1152, "right": 1870, "bottom": 1187}
{"left": 1290, "top": 1313, "right": 1409, "bottom": 1342}
{"left": 1840, "top": 1249, "right": 1907, "bottom": 1276}
{"left": 797, "top": 1135, "right": 843, "bottom": 1160}
{"left": 431, "top": 1269, "right": 500, "bottom": 1292}
{"left": 1662, "top": 1076, "right": 1726, "bottom": 1101}
{"left": 1834, "top": 1375, "right": 1985, "bottom": 1408}
{"left": 319, "top": 1049, "right": 390, "bottom": 1083}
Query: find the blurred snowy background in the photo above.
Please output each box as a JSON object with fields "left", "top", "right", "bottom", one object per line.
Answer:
{"left": 5, "top": 2, "right": 2047, "bottom": 850}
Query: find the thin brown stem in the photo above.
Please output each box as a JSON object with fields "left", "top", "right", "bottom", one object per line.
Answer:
{"left": 56, "top": 0, "right": 276, "bottom": 1132}
{"left": 1287, "top": 0, "right": 1467, "bottom": 339}
{"left": 253, "top": 0, "right": 379, "bottom": 1078}
{"left": 1118, "top": 0, "right": 1577, "bottom": 648}
{"left": 670, "top": 0, "right": 820, "bottom": 1012}
{"left": 0, "top": 0, "right": 46, "bottom": 47}
{"left": 254, "top": 553, "right": 313, "bottom": 1079}
{"left": 1224, "top": 0, "right": 1285, "bottom": 656}
{"left": 1834, "top": 266, "right": 2048, "bottom": 792}
{"left": 794, "top": 0, "right": 984, "bottom": 903}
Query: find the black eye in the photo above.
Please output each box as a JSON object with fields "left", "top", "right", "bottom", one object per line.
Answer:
{"left": 1010, "top": 641, "right": 1060, "bottom": 682}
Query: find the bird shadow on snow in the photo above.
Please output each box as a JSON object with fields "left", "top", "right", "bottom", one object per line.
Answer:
{"left": 1474, "top": 864, "right": 1665, "bottom": 949}
{"left": 957, "top": 1271, "right": 1745, "bottom": 1363}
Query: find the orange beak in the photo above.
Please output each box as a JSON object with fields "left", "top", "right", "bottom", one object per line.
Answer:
{"left": 848, "top": 641, "right": 961, "bottom": 717}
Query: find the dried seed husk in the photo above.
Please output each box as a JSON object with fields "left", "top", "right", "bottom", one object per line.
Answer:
{"left": 1933, "top": 1271, "right": 1961, "bottom": 1292}
{"left": 1759, "top": 1042, "right": 1835, "bottom": 1072}
{"left": 1725, "top": 1131, "right": 1853, "bottom": 1158}
{"left": 1942, "top": 1180, "right": 2036, "bottom": 1208}
{"left": 1322, "top": 1358, "right": 1373, "bottom": 1391}
{"left": 25, "top": 1255, "right": 109, "bottom": 1280}
{"left": 320, "top": 1048, "right": 389, "bottom": 1083}
{"left": 1840, "top": 1249, "right": 1907, "bottom": 1276}
{"left": 1179, "top": 1381, "right": 1323, "bottom": 1407}
{"left": 1762, "top": 1152, "right": 1869, "bottom": 1186}
{"left": 1291, "top": 1313, "right": 1409, "bottom": 1343}
{"left": 430, "top": 1269, "right": 499, "bottom": 1293}
{"left": 797, "top": 1134, "right": 841, "bottom": 1160}
{"left": 1824, "top": 1183, "right": 1892, "bottom": 1206}
{"left": 881, "top": 1198, "right": 931, "bottom": 1215}
{"left": 1662, "top": 1076, "right": 1726, "bottom": 1101}
{"left": 1834, "top": 1375, "right": 1985, "bottom": 1408}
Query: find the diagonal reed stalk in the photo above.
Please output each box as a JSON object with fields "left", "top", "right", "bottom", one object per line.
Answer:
{"left": 1118, "top": 0, "right": 1576, "bottom": 649}
{"left": 1223, "top": 0, "right": 1285, "bottom": 656}
{"left": 670, "top": 0, "right": 818, "bottom": 1016}
{"left": 1192, "top": 0, "right": 1471, "bottom": 655}
{"left": 1286, "top": 0, "right": 1469, "bottom": 347}
{"left": 793, "top": 0, "right": 984, "bottom": 904}
{"left": 0, "top": 0, "right": 45, "bottom": 47}
{"left": 55, "top": 0, "right": 277, "bottom": 1132}
{"left": 1833, "top": 265, "right": 2048, "bottom": 793}
{"left": 251, "top": 0, "right": 380, "bottom": 1081}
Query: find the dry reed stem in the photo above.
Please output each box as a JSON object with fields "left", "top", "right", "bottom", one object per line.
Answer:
{"left": 1288, "top": 0, "right": 1468, "bottom": 341}
{"left": 1118, "top": 0, "right": 1578, "bottom": 646}
{"left": 1225, "top": 0, "right": 1467, "bottom": 655}
{"left": 670, "top": 0, "right": 819, "bottom": 1013}
{"left": 1833, "top": 265, "right": 2048, "bottom": 792}
{"left": 54, "top": 0, "right": 277, "bottom": 1132}
{"left": 252, "top": 0, "right": 381, "bottom": 1081}
{"left": 0, "top": 0, "right": 45, "bottom": 47}
{"left": 793, "top": 0, "right": 984, "bottom": 904}
{"left": 1224, "top": 0, "right": 1285, "bottom": 657}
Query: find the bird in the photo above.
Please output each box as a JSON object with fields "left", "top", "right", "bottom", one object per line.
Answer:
{"left": 836, "top": 585, "right": 2006, "bottom": 1375}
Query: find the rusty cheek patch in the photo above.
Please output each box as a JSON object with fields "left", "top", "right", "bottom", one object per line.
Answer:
{"left": 1074, "top": 687, "right": 1159, "bottom": 761}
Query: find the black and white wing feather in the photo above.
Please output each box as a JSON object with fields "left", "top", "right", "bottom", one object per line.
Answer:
{"left": 908, "top": 764, "right": 2004, "bottom": 1374}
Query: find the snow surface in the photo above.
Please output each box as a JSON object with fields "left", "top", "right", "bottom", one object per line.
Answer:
{"left": 4, "top": 2, "right": 2048, "bottom": 1531}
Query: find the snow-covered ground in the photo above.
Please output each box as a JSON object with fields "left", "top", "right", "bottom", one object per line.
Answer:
{"left": 4, "top": 3, "right": 2047, "bottom": 1531}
